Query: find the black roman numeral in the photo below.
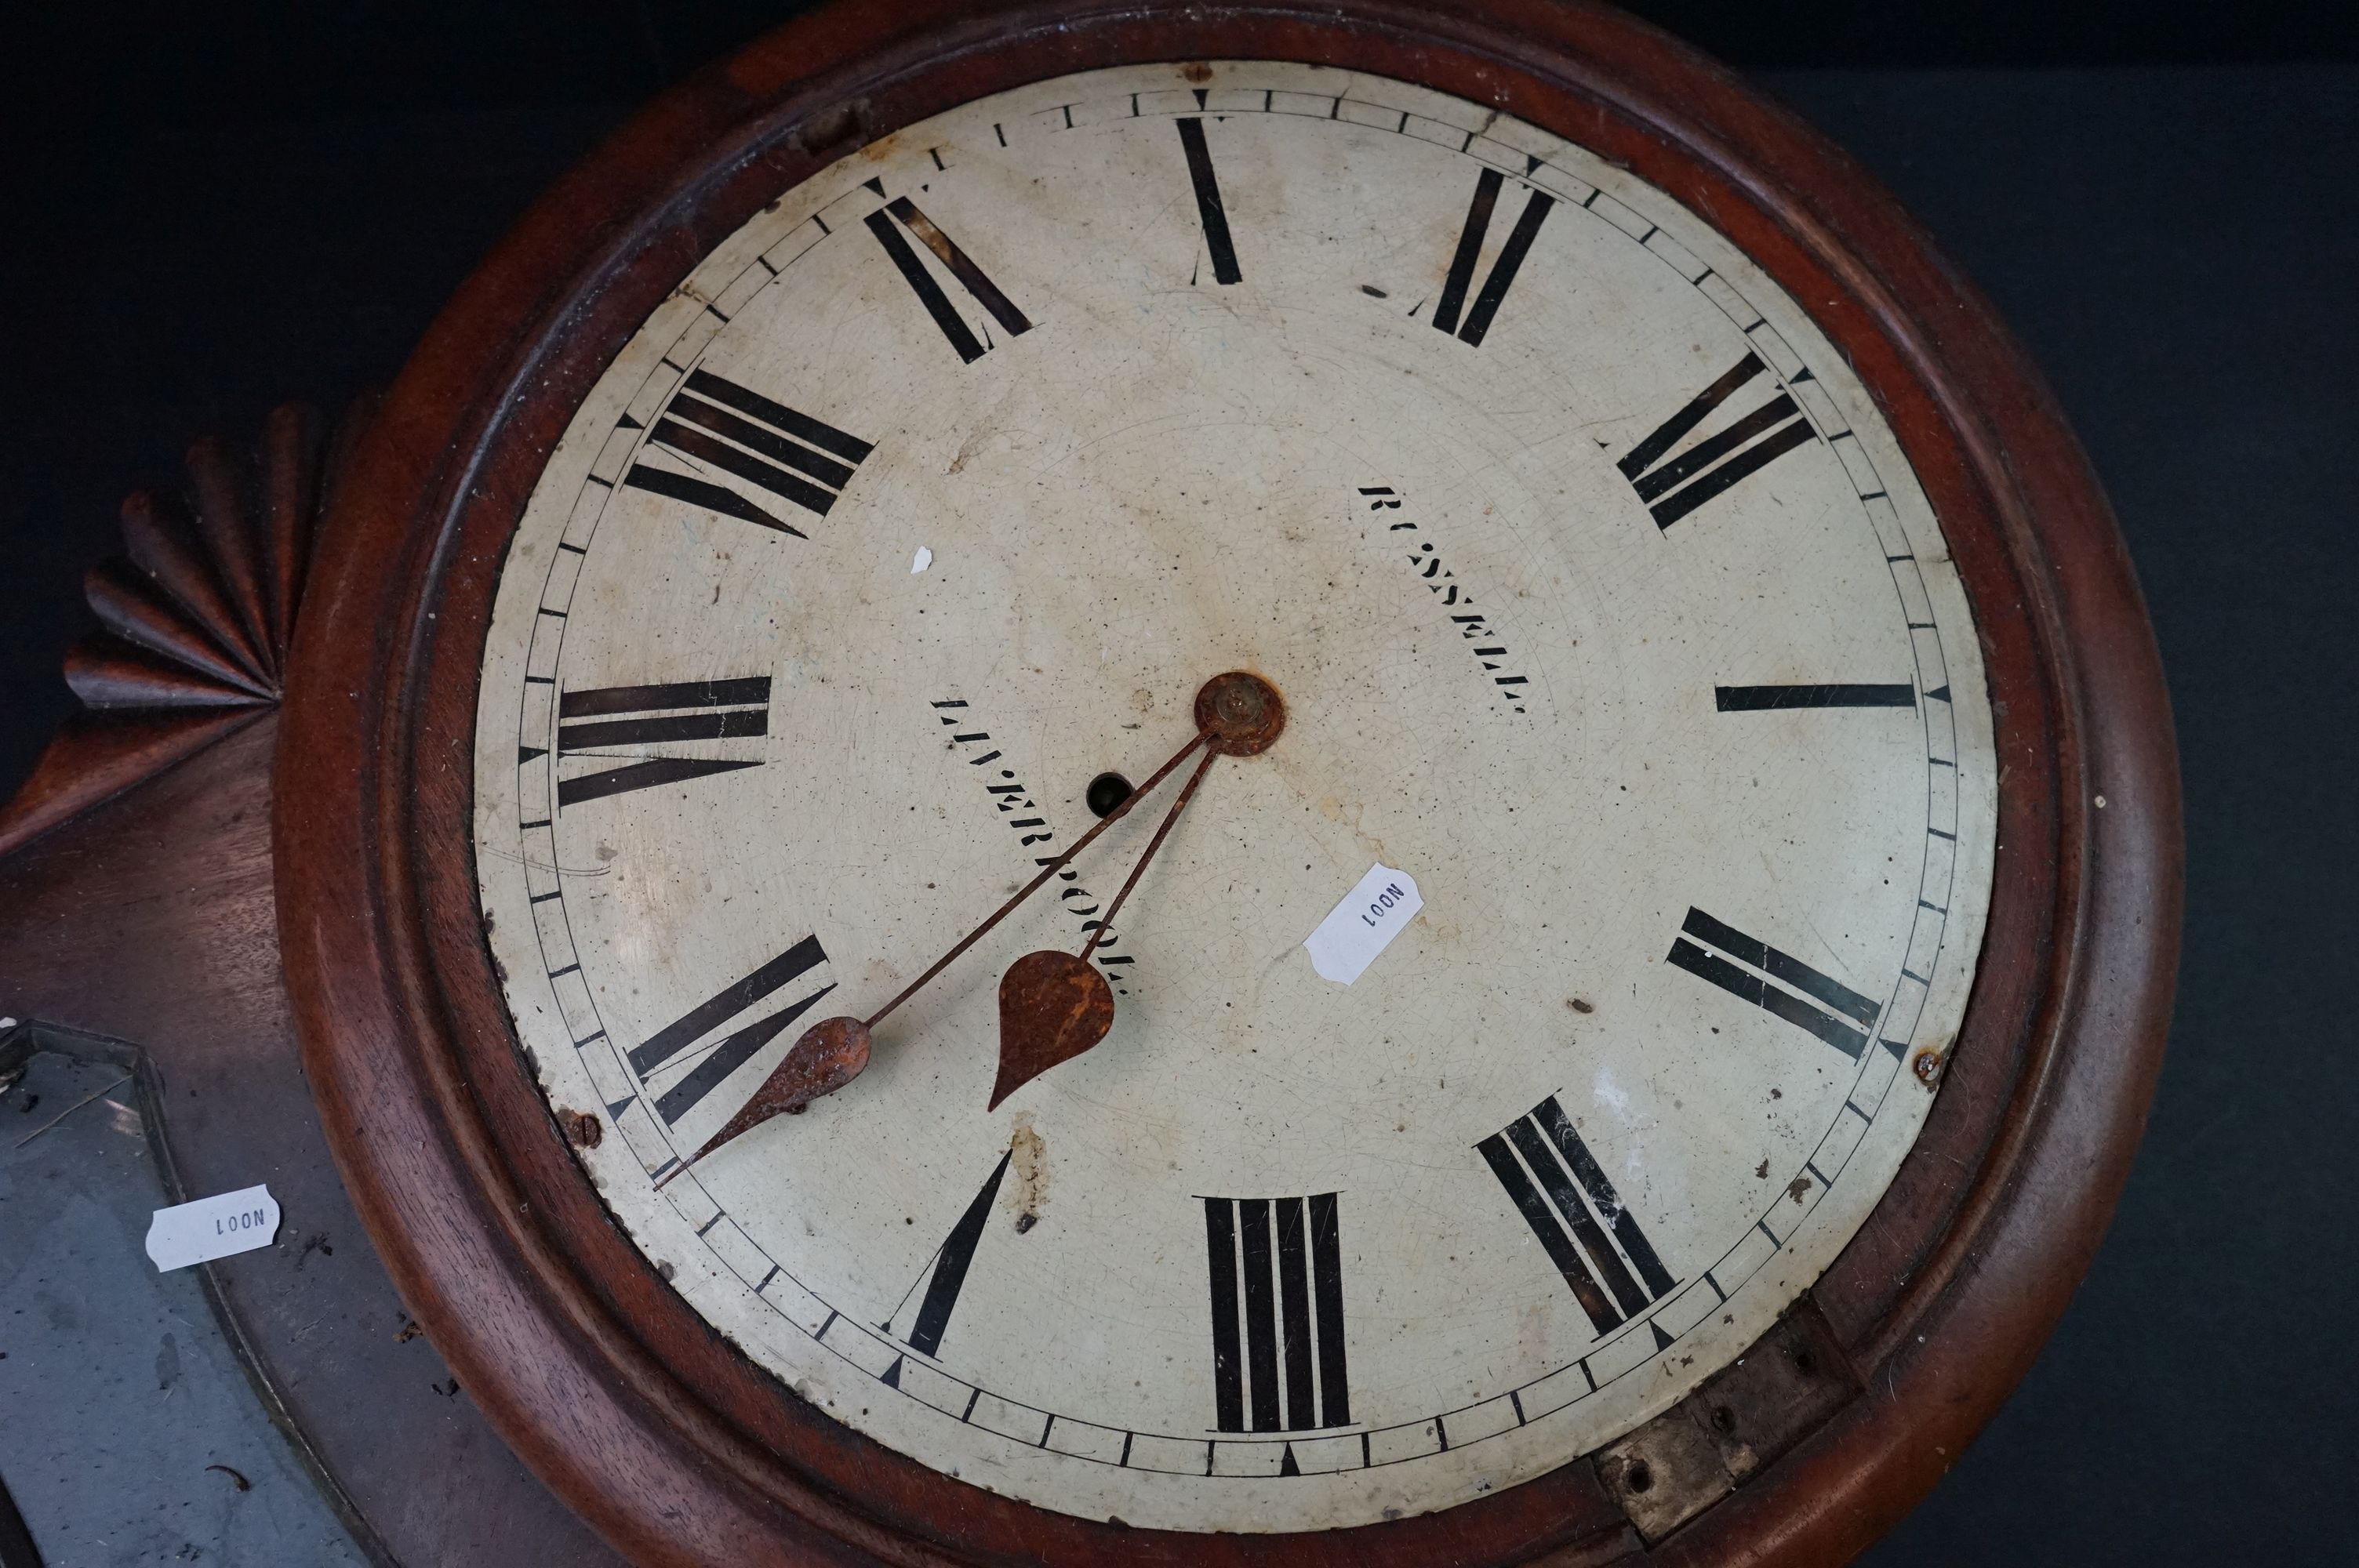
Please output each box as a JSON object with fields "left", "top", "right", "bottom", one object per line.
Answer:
{"left": 623, "top": 369, "right": 874, "bottom": 537}
{"left": 555, "top": 677, "right": 770, "bottom": 808}
{"left": 1618, "top": 352, "right": 1815, "bottom": 528}
{"left": 1667, "top": 906, "right": 1880, "bottom": 1058}
{"left": 1175, "top": 117, "right": 1241, "bottom": 285}
{"left": 1716, "top": 684, "right": 1915, "bottom": 711}
{"left": 1203, "top": 1194, "right": 1350, "bottom": 1433}
{"left": 1478, "top": 1095, "right": 1676, "bottom": 1338}
{"left": 885, "top": 1151, "right": 1009, "bottom": 1360}
{"left": 864, "top": 195, "right": 1033, "bottom": 363}
{"left": 1433, "top": 168, "right": 1554, "bottom": 347}
{"left": 627, "top": 935, "right": 834, "bottom": 1124}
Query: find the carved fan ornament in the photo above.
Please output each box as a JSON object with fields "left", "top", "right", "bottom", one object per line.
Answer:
{"left": 0, "top": 403, "right": 362, "bottom": 856}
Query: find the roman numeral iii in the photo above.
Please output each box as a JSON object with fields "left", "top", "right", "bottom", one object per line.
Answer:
{"left": 864, "top": 195, "right": 1034, "bottom": 363}
{"left": 1480, "top": 1095, "right": 1676, "bottom": 1337}
{"left": 554, "top": 676, "right": 770, "bottom": 808}
{"left": 1715, "top": 683, "right": 1914, "bottom": 711}
{"left": 1434, "top": 168, "right": 1554, "bottom": 347}
{"left": 1619, "top": 351, "right": 1814, "bottom": 528}
{"left": 1203, "top": 1194, "right": 1350, "bottom": 1433}
{"left": 1667, "top": 906, "right": 1881, "bottom": 1058}
{"left": 627, "top": 935, "right": 834, "bottom": 1127}
{"left": 624, "top": 369, "right": 874, "bottom": 535}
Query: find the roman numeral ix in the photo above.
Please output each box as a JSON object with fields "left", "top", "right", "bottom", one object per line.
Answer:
{"left": 623, "top": 368, "right": 875, "bottom": 537}
{"left": 863, "top": 194, "right": 1033, "bottom": 363}
{"left": 554, "top": 676, "right": 770, "bottom": 808}
{"left": 1618, "top": 352, "right": 1815, "bottom": 528}
{"left": 625, "top": 936, "right": 835, "bottom": 1128}
{"left": 1480, "top": 1095, "right": 1676, "bottom": 1338}
{"left": 1204, "top": 1194, "right": 1350, "bottom": 1433}
{"left": 1667, "top": 906, "right": 1881, "bottom": 1058}
{"left": 1434, "top": 168, "right": 1554, "bottom": 347}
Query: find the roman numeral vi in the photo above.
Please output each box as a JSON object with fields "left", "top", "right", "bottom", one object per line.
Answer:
{"left": 1619, "top": 352, "right": 1814, "bottom": 528}
{"left": 1204, "top": 1194, "right": 1350, "bottom": 1432}
{"left": 1479, "top": 1094, "right": 1676, "bottom": 1338}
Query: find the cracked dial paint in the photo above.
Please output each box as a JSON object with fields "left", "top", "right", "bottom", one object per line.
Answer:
{"left": 471, "top": 60, "right": 1996, "bottom": 1532}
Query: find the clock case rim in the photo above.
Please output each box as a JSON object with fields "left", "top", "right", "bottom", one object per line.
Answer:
{"left": 272, "top": 2, "right": 2182, "bottom": 1564}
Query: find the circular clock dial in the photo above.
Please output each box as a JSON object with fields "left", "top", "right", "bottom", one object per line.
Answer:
{"left": 473, "top": 60, "right": 1995, "bottom": 1534}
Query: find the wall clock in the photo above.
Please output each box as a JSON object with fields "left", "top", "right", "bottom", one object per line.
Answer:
{"left": 0, "top": 1, "right": 2179, "bottom": 1563}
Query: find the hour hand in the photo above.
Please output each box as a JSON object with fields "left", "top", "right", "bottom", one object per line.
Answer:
{"left": 988, "top": 748, "right": 1212, "bottom": 1106}
{"left": 990, "top": 671, "right": 1281, "bottom": 1105}
{"left": 652, "top": 717, "right": 1219, "bottom": 1187}
{"left": 990, "top": 952, "right": 1114, "bottom": 1110}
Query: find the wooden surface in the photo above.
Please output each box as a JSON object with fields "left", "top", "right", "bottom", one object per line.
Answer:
{"left": 0, "top": 1, "right": 2180, "bottom": 1563}
{"left": 0, "top": 386, "right": 622, "bottom": 1567}
{"left": 0, "top": 401, "right": 370, "bottom": 861}
{"left": 0, "top": 717, "right": 624, "bottom": 1566}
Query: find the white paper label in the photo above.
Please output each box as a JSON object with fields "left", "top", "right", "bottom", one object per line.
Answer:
{"left": 145, "top": 1184, "right": 280, "bottom": 1272}
{"left": 1303, "top": 864, "right": 1423, "bottom": 985}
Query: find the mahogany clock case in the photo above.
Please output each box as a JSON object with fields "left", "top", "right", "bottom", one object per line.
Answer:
{"left": 271, "top": 2, "right": 2178, "bottom": 1563}
{"left": 0, "top": 2, "right": 2193, "bottom": 1566}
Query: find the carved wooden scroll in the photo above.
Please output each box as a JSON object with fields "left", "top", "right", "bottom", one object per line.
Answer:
{"left": 0, "top": 401, "right": 365, "bottom": 857}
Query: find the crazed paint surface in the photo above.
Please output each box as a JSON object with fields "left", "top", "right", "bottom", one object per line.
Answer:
{"left": 472, "top": 60, "right": 1995, "bottom": 1533}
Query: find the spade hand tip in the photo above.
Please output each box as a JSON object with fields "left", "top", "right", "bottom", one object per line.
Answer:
{"left": 991, "top": 951, "right": 1115, "bottom": 1109}
{"left": 672, "top": 1015, "right": 873, "bottom": 1181}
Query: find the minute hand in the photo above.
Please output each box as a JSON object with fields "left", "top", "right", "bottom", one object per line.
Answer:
{"left": 653, "top": 722, "right": 1209, "bottom": 1189}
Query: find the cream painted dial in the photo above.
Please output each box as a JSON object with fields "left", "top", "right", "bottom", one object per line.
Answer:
{"left": 472, "top": 60, "right": 1994, "bottom": 1534}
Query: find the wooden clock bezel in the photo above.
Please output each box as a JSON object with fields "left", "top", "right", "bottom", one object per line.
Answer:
{"left": 272, "top": 2, "right": 2181, "bottom": 1563}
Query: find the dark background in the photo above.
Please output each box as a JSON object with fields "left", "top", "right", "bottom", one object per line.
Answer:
{"left": 3, "top": 4, "right": 2353, "bottom": 1563}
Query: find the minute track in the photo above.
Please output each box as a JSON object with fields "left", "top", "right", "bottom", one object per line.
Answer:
{"left": 475, "top": 60, "right": 1996, "bottom": 1534}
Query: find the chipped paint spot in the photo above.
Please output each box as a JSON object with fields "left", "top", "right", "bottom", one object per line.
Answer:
{"left": 1010, "top": 1112, "right": 1049, "bottom": 1225}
